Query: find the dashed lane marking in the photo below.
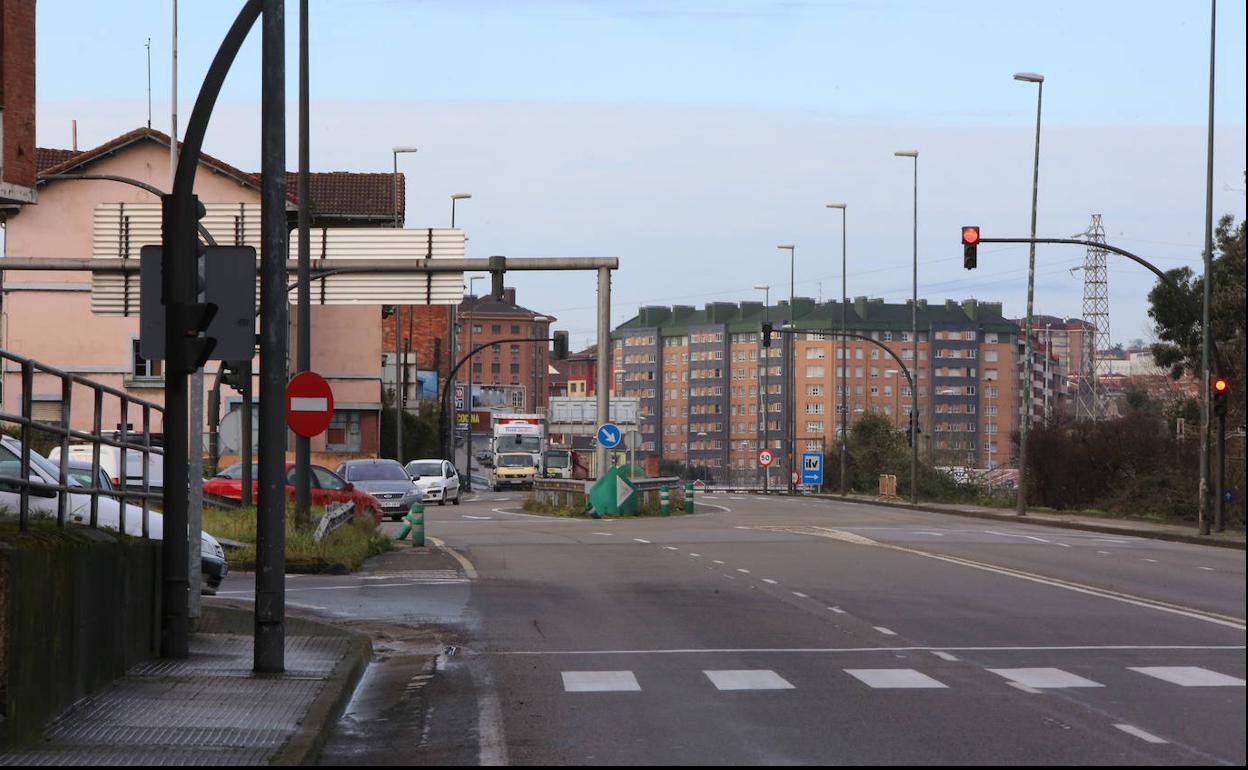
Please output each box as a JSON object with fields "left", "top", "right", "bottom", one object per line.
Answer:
{"left": 762, "top": 578, "right": 778, "bottom": 585}
{"left": 703, "top": 669, "right": 795, "bottom": 691}
{"left": 1114, "top": 724, "right": 1168, "bottom": 744}
{"left": 1129, "top": 666, "right": 1245, "bottom": 687}
{"left": 634, "top": 538, "right": 651, "bottom": 544}
{"left": 987, "top": 668, "right": 1103, "bottom": 689}
{"left": 561, "top": 671, "right": 641, "bottom": 692}
{"left": 792, "top": 591, "right": 809, "bottom": 598}
{"left": 931, "top": 651, "right": 959, "bottom": 662}
{"left": 874, "top": 626, "right": 898, "bottom": 637}
{"left": 846, "top": 669, "right": 948, "bottom": 689}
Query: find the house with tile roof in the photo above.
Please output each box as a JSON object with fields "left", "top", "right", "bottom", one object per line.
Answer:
{"left": 1, "top": 127, "right": 405, "bottom": 461}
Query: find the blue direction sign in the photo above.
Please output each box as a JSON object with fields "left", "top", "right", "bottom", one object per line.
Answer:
{"left": 801, "top": 452, "right": 823, "bottom": 486}
{"left": 596, "top": 422, "right": 623, "bottom": 448}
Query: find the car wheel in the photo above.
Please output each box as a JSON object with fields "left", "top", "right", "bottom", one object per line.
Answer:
{"left": 438, "top": 496, "right": 446, "bottom": 506}
{"left": 452, "top": 492, "right": 461, "bottom": 505}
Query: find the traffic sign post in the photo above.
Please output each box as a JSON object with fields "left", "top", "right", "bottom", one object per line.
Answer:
{"left": 801, "top": 452, "right": 823, "bottom": 487}
{"left": 286, "top": 372, "right": 335, "bottom": 438}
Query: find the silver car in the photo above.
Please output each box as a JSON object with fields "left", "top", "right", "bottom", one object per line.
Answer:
{"left": 335, "top": 459, "right": 423, "bottom": 521}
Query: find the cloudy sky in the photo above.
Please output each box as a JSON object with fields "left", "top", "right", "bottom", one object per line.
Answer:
{"left": 32, "top": 0, "right": 1247, "bottom": 349}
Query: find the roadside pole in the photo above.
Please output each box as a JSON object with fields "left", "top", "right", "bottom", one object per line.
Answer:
{"left": 596, "top": 267, "right": 611, "bottom": 478}
{"left": 294, "top": 0, "right": 312, "bottom": 529}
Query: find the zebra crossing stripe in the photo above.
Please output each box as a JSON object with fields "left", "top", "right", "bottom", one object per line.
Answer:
{"left": 845, "top": 669, "right": 948, "bottom": 689}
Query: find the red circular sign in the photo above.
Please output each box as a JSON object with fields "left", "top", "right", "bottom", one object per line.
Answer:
{"left": 758, "top": 449, "right": 775, "bottom": 467}
{"left": 286, "top": 372, "right": 335, "bottom": 437}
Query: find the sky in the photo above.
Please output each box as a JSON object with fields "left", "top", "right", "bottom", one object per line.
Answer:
{"left": 30, "top": 0, "right": 1248, "bottom": 350}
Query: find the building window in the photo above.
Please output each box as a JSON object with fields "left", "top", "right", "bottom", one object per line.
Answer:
{"left": 131, "top": 339, "right": 163, "bottom": 380}
{"left": 325, "top": 410, "right": 362, "bottom": 452}
{"left": 511, "top": 325, "right": 520, "bottom": 334}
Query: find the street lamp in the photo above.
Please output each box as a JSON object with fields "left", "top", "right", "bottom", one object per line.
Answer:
{"left": 777, "top": 244, "right": 796, "bottom": 494}
{"left": 451, "top": 193, "right": 472, "bottom": 228}
{"left": 463, "top": 275, "right": 484, "bottom": 491}
{"left": 1013, "top": 71, "right": 1044, "bottom": 518}
{"left": 893, "top": 151, "right": 919, "bottom": 505}
{"left": 826, "top": 203, "right": 848, "bottom": 496}
{"left": 753, "top": 283, "right": 770, "bottom": 493}
{"left": 391, "top": 146, "right": 418, "bottom": 228}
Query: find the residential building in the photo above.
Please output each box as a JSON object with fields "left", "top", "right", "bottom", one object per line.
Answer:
{"left": 0, "top": 0, "right": 36, "bottom": 207}
{"left": 612, "top": 297, "right": 1022, "bottom": 480}
{"left": 1, "top": 127, "right": 400, "bottom": 459}
{"left": 455, "top": 288, "right": 555, "bottom": 415}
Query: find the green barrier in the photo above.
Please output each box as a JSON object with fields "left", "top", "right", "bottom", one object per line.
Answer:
{"left": 684, "top": 481, "right": 694, "bottom": 513}
{"left": 660, "top": 486, "right": 670, "bottom": 516}
{"left": 396, "top": 501, "right": 426, "bottom": 547}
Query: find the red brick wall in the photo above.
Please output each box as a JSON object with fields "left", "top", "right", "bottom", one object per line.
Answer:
{"left": 383, "top": 305, "right": 451, "bottom": 374}
{"left": 1, "top": 0, "right": 37, "bottom": 189}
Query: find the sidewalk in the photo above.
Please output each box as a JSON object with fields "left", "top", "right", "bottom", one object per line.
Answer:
{"left": 0, "top": 607, "right": 370, "bottom": 766}
{"left": 817, "top": 493, "right": 1246, "bottom": 549}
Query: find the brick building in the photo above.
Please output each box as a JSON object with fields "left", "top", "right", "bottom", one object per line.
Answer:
{"left": 455, "top": 288, "right": 555, "bottom": 415}
{"left": 612, "top": 297, "right": 1023, "bottom": 481}
{"left": 0, "top": 0, "right": 36, "bottom": 206}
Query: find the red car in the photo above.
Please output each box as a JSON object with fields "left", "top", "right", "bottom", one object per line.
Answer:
{"left": 204, "top": 462, "right": 384, "bottom": 522}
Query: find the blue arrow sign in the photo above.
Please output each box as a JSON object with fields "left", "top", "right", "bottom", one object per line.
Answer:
{"left": 801, "top": 452, "right": 823, "bottom": 486}
{"left": 597, "top": 422, "right": 622, "bottom": 448}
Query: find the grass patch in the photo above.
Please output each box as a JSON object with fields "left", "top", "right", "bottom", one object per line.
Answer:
{"left": 0, "top": 514, "right": 102, "bottom": 549}
{"left": 203, "top": 505, "right": 393, "bottom": 574}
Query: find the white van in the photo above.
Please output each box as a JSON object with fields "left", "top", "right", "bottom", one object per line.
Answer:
{"left": 47, "top": 442, "right": 164, "bottom": 491}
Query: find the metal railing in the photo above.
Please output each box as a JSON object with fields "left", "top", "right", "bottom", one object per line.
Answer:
{"left": 0, "top": 348, "right": 164, "bottom": 533}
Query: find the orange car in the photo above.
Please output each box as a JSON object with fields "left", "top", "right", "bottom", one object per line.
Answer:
{"left": 203, "top": 462, "right": 384, "bottom": 523}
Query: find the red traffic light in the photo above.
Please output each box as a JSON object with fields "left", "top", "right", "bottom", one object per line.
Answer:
{"left": 1213, "top": 377, "right": 1228, "bottom": 393}
{"left": 961, "top": 226, "right": 981, "bottom": 245}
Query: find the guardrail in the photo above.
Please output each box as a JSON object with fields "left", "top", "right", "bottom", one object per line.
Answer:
{"left": 0, "top": 348, "right": 164, "bottom": 534}
{"left": 629, "top": 476, "right": 682, "bottom": 491}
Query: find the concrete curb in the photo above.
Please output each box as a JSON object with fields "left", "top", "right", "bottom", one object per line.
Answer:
{"left": 809, "top": 493, "right": 1246, "bottom": 550}
{"left": 197, "top": 605, "right": 372, "bottom": 766}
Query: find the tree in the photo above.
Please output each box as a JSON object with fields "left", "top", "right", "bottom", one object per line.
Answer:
{"left": 1148, "top": 214, "right": 1245, "bottom": 425}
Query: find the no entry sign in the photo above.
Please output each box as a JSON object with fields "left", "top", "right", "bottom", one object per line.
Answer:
{"left": 286, "top": 371, "right": 334, "bottom": 437}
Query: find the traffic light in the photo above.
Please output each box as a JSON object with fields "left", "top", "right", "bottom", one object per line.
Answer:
{"left": 220, "top": 361, "right": 249, "bottom": 393}
{"left": 1212, "top": 375, "right": 1229, "bottom": 417}
{"left": 552, "top": 331, "right": 569, "bottom": 360}
{"left": 962, "top": 226, "right": 980, "bottom": 270}
{"left": 489, "top": 255, "right": 506, "bottom": 300}
{"left": 761, "top": 322, "right": 773, "bottom": 348}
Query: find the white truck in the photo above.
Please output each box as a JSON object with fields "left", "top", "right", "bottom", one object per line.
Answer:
{"left": 491, "top": 413, "right": 547, "bottom": 475}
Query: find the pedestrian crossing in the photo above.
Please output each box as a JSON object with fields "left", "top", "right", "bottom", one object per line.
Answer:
{"left": 559, "top": 665, "right": 1245, "bottom": 693}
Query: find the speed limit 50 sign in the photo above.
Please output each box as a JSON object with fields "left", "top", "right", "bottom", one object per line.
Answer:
{"left": 758, "top": 449, "right": 775, "bottom": 468}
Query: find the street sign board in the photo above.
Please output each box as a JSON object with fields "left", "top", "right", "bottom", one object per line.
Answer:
{"left": 623, "top": 430, "right": 642, "bottom": 451}
{"left": 454, "top": 384, "right": 466, "bottom": 411}
{"left": 758, "top": 449, "right": 775, "bottom": 467}
{"left": 139, "top": 245, "right": 258, "bottom": 361}
{"left": 801, "top": 452, "right": 823, "bottom": 486}
{"left": 286, "top": 371, "right": 335, "bottom": 437}
{"left": 596, "top": 422, "right": 622, "bottom": 448}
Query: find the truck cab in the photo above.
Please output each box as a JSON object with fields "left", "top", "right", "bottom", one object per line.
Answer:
{"left": 493, "top": 452, "right": 537, "bottom": 490}
{"left": 542, "top": 448, "right": 573, "bottom": 479}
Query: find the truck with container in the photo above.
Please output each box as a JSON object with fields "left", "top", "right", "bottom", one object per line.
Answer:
{"left": 491, "top": 413, "right": 546, "bottom": 474}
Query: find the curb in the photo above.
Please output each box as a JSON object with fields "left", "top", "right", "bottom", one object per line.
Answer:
{"left": 198, "top": 604, "right": 372, "bottom": 766}
{"left": 808, "top": 493, "right": 1246, "bottom": 550}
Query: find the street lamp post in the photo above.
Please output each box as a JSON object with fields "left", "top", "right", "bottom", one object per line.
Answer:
{"left": 894, "top": 151, "right": 919, "bottom": 505}
{"left": 391, "top": 147, "right": 418, "bottom": 462}
{"left": 451, "top": 193, "right": 472, "bottom": 228}
{"left": 1014, "top": 71, "right": 1044, "bottom": 518}
{"left": 753, "top": 283, "right": 770, "bottom": 492}
{"left": 826, "top": 203, "right": 847, "bottom": 496}
{"left": 777, "top": 244, "right": 796, "bottom": 494}
{"left": 463, "top": 275, "right": 483, "bottom": 490}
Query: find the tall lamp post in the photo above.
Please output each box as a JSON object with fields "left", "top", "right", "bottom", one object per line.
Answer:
{"left": 463, "top": 275, "right": 483, "bottom": 490}
{"left": 826, "top": 203, "right": 848, "bottom": 496}
{"left": 391, "top": 147, "right": 418, "bottom": 461}
{"left": 893, "top": 151, "right": 919, "bottom": 505}
{"left": 451, "top": 193, "right": 472, "bottom": 228}
{"left": 1013, "top": 71, "right": 1044, "bottom": 518}
{"left": 753, "top": 283, "right": 770, "bottom": 492}
{"left": 777, "top": 244, "right": 796, "bottom": 494}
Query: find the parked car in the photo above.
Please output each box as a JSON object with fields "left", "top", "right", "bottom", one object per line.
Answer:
{"left": 203, "top": 462, "right": 384, "bottom": 522}
{"left": 47, "top": 441, "right": 163, "bottom": 492}
{"left": 335, "top": 459, "right": 423, "bottom": 521}
{"left": 404, "top": 459, "right": 462, "bottom": 505}
{"left": 476, "top": 450, "right": 494, "bottom": 468}
{"left": 65, "top": 460, "right": 119, "bottom": 499}
{"left": 0, "top": 436, "right": 227, "bottom": 594}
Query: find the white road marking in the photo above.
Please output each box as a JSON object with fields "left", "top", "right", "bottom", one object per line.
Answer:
{"left": 1198, "top": 566, "right": 1215, "bottom": 571}
{"left": 874, "top": 626, "right": 898, "bottom": 637}
{"left": 286, "top": 602, "right": 329, "bottom": 611}
{"left": 762, "top": 578, "right": 778, "bottom": 585}
{"left": 712, "top": 560, "right": 726, "bottom": 564}
{"left": 703, "top": 670, "right": 795, "bottom": 691}
{"left": 1143, "top": 558, "right": 1158, "bottom": 563}
{"left": 1097, "top": 550, "right": 1112, "bottom": 555}
{"left": 463, "top": 515, "right": 493, "bottom": 520}
{"left": 688, "top": 553, "right": 702, "bottom": 557}
{"left": 988, "top": 668, "right": 1103, "bottom": 689}
{"left": 931, "top": 651, "right": 959, "bottom": 662}
{"left": 1114, "top": 724, "right": 1168, "bottom": 744}
{"left": 561, "top": 671, "right": 641, "bottom": 693}
{"left": 665, "top": 546, "right": 680, "bottom": 551}
{"left": 428, "top": 535, "right": 479, "bottom": 579}
{"left": 736, "top": 568, "right": 751, "bottom": 574}
{"left": 828, "top": 607, "right": 846, "bottom": 614}
{"left": 1055, "top": 543, "right": 1072, "bottom": 548}
{"left": 495, "top": 644, "right": 1246, "bottom": 656}
{"left": 845, "top": 669, "right": 948, "bottom": 689}
{"left": 1128, "top": 666, "right": 1245, "bottom": 687}
{"left": 913, "top": 531, "right": 945, "bottom": 536}
{"left": 1007, "top": 682, "right": 1044, "bottom": 695}
{"left": 633, "top": 538, "right": 651, "bottom": 544}
{"left": 697, "top": 501, "right": 735, "bottom": 512}
{"left": 730, "top": 496, "right": 747, "bottom": 500}
{"left": 792, "top": 592, "right": 809, "bottom": 598}
{"left": 592, "top": 532, "right": 614, "bottom": 536}
{"left": 984, "top": 529, "right": 1050, "bottom": 544}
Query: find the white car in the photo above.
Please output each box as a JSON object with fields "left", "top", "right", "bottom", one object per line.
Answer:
{"left": 48, "top": 441, "right": 164, "bottom": 491}
{"left": 404, "top": 459, "right": 461, "bottom": 505}
{"left": 0, "top": 437, "right": 227, "bottom": 594}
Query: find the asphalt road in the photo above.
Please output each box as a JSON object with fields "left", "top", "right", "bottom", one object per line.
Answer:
{"left": 211, "top": 492, "right": 1246, "bottom": 765}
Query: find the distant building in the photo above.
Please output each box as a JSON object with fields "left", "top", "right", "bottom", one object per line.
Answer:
{"left": 613, "top": 297, "right": 1023, "bottom": 479}
{"left": 0, "top": 0, "right": 36, "bottom": 207}
{"left": 455, "top": 288, "right": 556, "bottom": 415}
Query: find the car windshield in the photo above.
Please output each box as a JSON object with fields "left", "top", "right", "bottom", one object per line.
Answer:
{"left": 497, "top": 435, "right": 542, "bottom": 453}
{"left": 406, "top": 462, "right": 442, "bottom": 478}
{"left": 545, "top": 453, "right": 570, "bottom": 468}
{"left": 498, "top": 454, "right": 534, "bottom": 468}
{"left": 345, "top": 462, "right": 409, "bottom": 482}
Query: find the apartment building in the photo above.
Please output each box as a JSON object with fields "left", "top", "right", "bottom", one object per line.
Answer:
{"left": 612, "top": 297, "right": 1022, "bottom": 480}
{"left": 455, "top": 288, "right": 555, "bottom": 414}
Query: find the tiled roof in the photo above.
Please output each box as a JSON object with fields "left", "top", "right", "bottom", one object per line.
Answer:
{"left": 36, "top": 127, "right": 401, "bottom": 221}
{"left": 460, "top": 292, "right": 557, "bottom": 322}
